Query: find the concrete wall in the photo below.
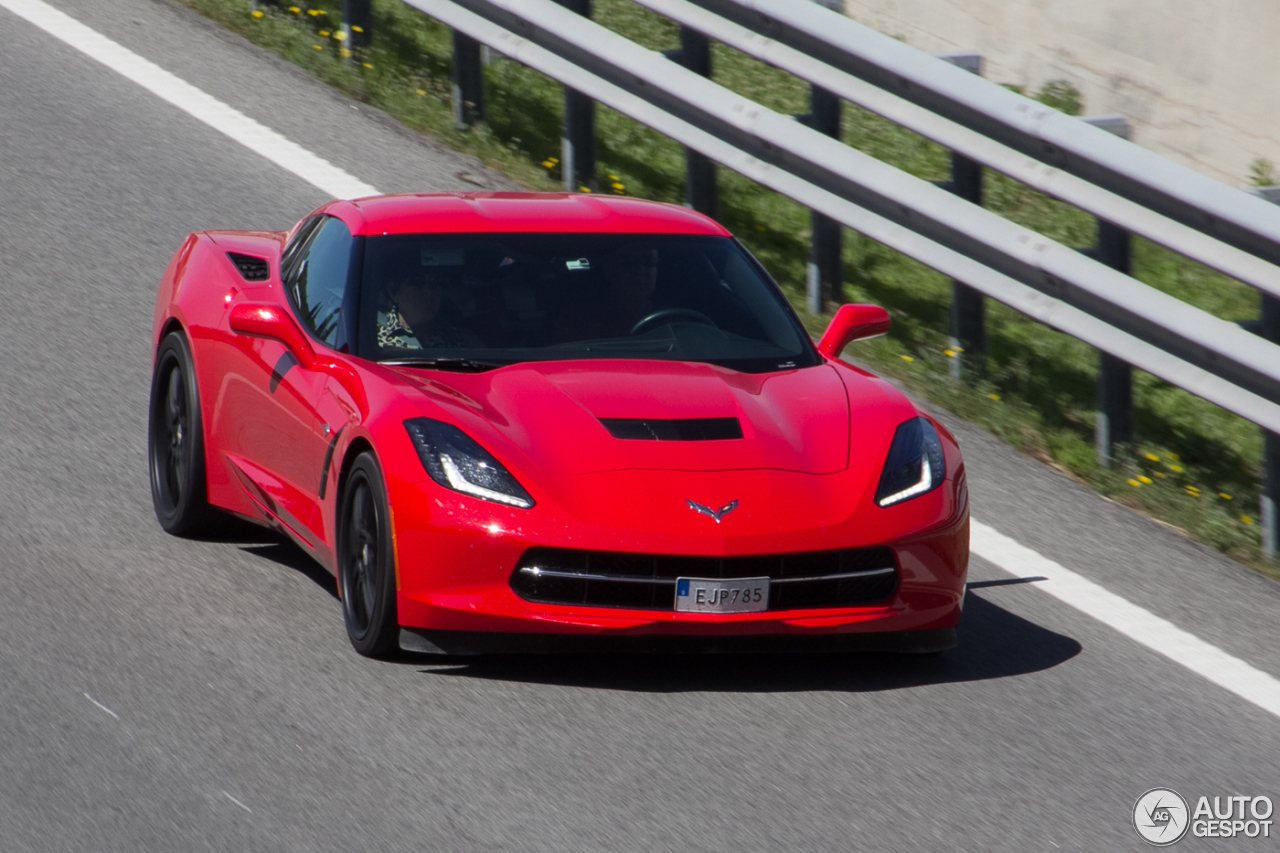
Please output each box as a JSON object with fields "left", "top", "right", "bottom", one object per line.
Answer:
{"left": 842, "top": 0, "right": 1280, "bottom": 185}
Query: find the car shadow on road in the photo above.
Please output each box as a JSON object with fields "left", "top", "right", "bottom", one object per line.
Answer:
{"left": 239, "top": 538, "right": 339, "bottom": 600}
{"left": 414, "top": 591, "right": 1081, "bottom": 693}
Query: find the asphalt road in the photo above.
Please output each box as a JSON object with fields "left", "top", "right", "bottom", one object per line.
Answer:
{"left": 1, "top": 1, "right": 1279, "bottom": 850}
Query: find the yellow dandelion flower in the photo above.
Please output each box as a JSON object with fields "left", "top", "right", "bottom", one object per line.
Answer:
{"left": 608, "top": 174, "right": 619, "bottom": 181}
{"left": 1154, "top": 472, "right": 1167, "bottom": 478}
{"left": 288, "top": 5, "right": 301, "bottom": 12}
{"left": 1138, "top": 476, "right": 1153, "bottom": 485}
{"left": 340, "top": 48, "right": 351, "bottom": 58}
{"left": 334, "top": 30, "right": 348, "bottom": 40}
{"left": 548, "top": 157, "right": 559, "bottom": 164}
{"left": 944, "top": 349, "right": 957, "bottom": 357}
{"left": 251, "top": 9, "right": 264, "bottom": 18}
{"left": 987, "top": 394, "right": 1001, "bottom": 401}
{"left": 579, "top": 186, "right": 592, "bottom": 193}
{"left": 612, "top": 182, "right": 625, "bottom": 191}
{"left": 1127, "top": 479, "right": 1142, "bottom": 487}
{"left": 1168, "top": 452, "right": 1180, "bottom": 461}
{"left": 1242, "top": 515, "right": 1254, "bottom": 524}
{"left": 1219, "top": 492, "right": 1232, "bottom": 500}
{"left": 953, "top": 346, "right": 965, "bottom": 353}
{"left": 900, "top": 355, "right": 915, "bottom": 363}
{"left": 1169, "top": 465, "right": 1184, "bottom": 473}
{"left": 415, "top": 89, "right": 427, "bottom": 96}
{"left": 1144, "top": 453, "right": 1160, "bottom": 462}
{"left": 307, "top": 8, "right": 320, "bottom": 15}
{"left": 1185, "top": 486, "right": 1200, "bottom": 496}
{"left": 313, "top": 44, "right": 323, "bottom": 50}
{"left": 352, "top": 24, "right": 363, "bottom": 32}
{"left": 363, "top": 63, "right": 374, "bottom": 69}
{"left": 319, "top": 30, "right": 330, "bottom": 37}
{"left": 542, "top": 160, "right": 555, "bottom": 168}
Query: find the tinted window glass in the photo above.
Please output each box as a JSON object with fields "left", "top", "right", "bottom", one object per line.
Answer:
{"left": 289, "top": 217, "right": 353, "bottom": 347}
{"left": 281, "top": 216, "right": 322, "bottom": 282}
{"left": 356, "top": 234, "right": 817, "bottom": 374}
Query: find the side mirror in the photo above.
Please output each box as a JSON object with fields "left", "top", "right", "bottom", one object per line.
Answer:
{"left": 229, "top": 303, "right": 316, "bottom": 369}
{"left": 816, "top": 304, "right": 891, "bottom": 360}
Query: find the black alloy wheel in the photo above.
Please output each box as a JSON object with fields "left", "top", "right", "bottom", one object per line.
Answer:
{"left": 338, "top": 452, "right": 399, "bottom": 657}
{"left": 148, "top": 332, "right": 218, "bottom": 535}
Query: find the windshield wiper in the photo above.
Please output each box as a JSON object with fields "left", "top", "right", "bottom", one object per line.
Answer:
{"left": 382, "top": 357, "right": 509, "bottom": 372}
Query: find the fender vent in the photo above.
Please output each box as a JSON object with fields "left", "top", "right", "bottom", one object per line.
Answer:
{"left": 227, "top": 252, "right": 270, "bottom": 281}
{"left": 600, "top": 417, "right": 742, "bottom": 441}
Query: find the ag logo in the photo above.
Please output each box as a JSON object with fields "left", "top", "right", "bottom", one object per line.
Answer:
{"left": 1134, "top": 788, "right": 1190, "bottom": 846}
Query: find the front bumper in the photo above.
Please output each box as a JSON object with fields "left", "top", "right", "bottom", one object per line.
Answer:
{"left": 387, "top": 465, "right": 970, "bottom": 647}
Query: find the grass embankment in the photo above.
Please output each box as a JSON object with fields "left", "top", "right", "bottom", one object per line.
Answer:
{"left": 182, "top": 0, "right": 1275, "bottom": 576}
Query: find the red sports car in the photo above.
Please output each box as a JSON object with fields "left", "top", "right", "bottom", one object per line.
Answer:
{"left": 149, "top": 193, "right": 968, "bottom": 657}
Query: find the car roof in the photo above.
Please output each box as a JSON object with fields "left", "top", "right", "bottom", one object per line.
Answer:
{"left": 322, "top": 192, "right": 732, "bottom": 237}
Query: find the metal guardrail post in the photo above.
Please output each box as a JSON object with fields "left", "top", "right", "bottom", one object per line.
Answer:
{"left": 342, "top": 0, "right": 372, "bottom": 50}
{"left": 557, "top": 0, "right": 596, "bottom": 191}
{"left": 1084, "top": 116, "right": 1134, "bottom": 467}
{"left": 937, "top": 53, "right": 984, "bottom": 378}
{"left": 1247, "top": 187, "right": 1280, "bottom": 556}
{"left": 664, "top": 29, "right": 717, "bottom": 216}
{"left": 798, "top": 0, "right": 842, "bottom": 315}
{"left": 451, "top": 30, "right": 486, "bottom": 126}
{"left": 802, "top": 85, "right": 842, "bottom": 314}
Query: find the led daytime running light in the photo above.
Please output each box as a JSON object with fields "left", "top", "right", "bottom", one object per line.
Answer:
{"left": 877, "top": 455, "right": 932, "bottom": 507}
{"left": 440, "top": 454, "right": 533, "bottom": 508}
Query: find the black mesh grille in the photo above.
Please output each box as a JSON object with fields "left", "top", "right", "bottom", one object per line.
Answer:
{"left": 227, "top": 252, "right": 270, "bottom": 281}
{"left": 511, "top": 547, "right": 897, "bottom": 611}
{"left": 599, "top": 417, "right": 742, "bottom": 441}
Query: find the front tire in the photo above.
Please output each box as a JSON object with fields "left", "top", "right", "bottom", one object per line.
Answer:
{"left": 148, "top": 331, "right": 219, "bottom": 536}
{"left": 338, "top": 452, "right": 400, "bottom": 657}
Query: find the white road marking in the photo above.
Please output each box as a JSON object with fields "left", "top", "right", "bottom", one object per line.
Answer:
{"left": 0, "top": 0, "right": 380, "bottom": 200}
{"left": 7, "top": 0, "right": 1280, "bottom": 725}
{"left": 972, "top": 521, "right": 1280, "bottom": 719}
{"left": 222, "top": 791, "right": 253, "bottom": 813}
{"left": 83, "top": 693, "right": 119, "bottom": 719}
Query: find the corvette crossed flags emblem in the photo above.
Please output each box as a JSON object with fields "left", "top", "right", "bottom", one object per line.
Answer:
{"left": 686, "top": 499, "right": 739, "bottom": 523}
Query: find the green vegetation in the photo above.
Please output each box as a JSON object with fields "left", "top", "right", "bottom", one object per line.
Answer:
{"left": 185, "top": 0, "right": 1275, "bottom": 576}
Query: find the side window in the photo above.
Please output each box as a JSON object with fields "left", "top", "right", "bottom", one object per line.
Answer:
{"left": 281, "top": 216, "right": 322, "bottom": 282}
{"left": 287, "top": 216, "right": 354, "bottom": 347}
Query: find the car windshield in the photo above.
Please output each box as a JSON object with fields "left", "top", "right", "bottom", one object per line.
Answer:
{"left": 355, "top": 234, "right": 818, "bottom": 373}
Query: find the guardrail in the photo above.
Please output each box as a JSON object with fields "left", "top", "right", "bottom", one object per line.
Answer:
{"left": 346, "top": 0, "right": 1280, "bottom": 554}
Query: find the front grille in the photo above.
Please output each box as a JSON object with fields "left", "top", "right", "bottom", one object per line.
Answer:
{"left": 510, "top": 547, "right": 898, "bottom": 611}
{"left": 227, "top": 252, "right": 270, "bottom": 281}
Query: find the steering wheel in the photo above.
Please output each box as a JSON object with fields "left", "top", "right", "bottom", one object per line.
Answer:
{"left": 629, "top": 308, "right": 717, "bottom": 336}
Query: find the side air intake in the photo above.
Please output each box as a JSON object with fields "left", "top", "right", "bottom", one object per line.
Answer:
{"left": 227, "top": 253, "right": 270, "bottom": 281}
{"left": 599, "top": 417, "right": 743, "bottom": 441}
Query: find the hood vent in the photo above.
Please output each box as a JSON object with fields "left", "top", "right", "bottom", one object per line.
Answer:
{"left": 227, "top": 252, "right": 270, "bottom": 281}
{"left": 599, "top": 417, "right": 742, "bottom": 441}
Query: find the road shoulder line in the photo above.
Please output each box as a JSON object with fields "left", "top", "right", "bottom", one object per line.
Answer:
{"left": 973, "top": 520, "right": 1280, "bottom": 719}
{"left": 0, "top": 0, "right": 379, "bottom": 200}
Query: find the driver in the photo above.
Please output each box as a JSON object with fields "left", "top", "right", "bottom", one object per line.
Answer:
{"left": 377, "top": 269, "right": 481, "bottom": 350}
{"left": 554, "top": 246, "right": 659, "bottom": 342}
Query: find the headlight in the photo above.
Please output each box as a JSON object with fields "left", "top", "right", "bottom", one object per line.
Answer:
{"left": 875, "top": 417, "right": 945, "bottom": 507}
{"left": 404, "top": 418, "right": 535, "bottom": 509}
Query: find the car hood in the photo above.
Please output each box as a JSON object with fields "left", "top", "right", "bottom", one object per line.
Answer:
{"left": 394, "top": 360, "right": 901, "bottom": 476}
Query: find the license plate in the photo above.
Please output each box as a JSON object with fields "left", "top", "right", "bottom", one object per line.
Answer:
{"left": 674, "top": 577, "right": 770, "bottom": 613}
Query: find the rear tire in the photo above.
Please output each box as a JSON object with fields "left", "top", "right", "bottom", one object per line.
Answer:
{"left": 337, "top": 452, "right": 400, "bottom": 658}
{"left": 148, "top": 332, "right": 220, "bottom": 536}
